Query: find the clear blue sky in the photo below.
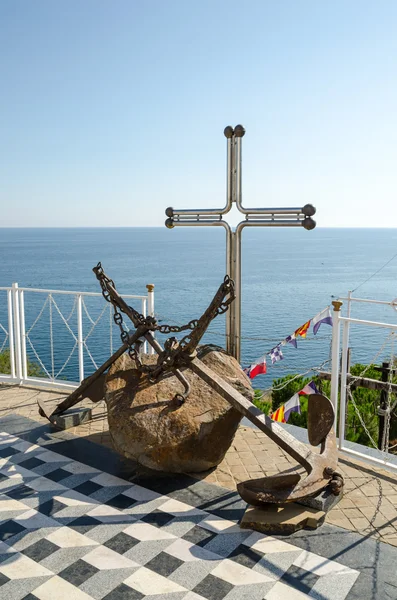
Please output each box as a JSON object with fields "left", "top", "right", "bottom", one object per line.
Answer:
{"left": 1, "top": 1, "right": 396, "bottom": 227}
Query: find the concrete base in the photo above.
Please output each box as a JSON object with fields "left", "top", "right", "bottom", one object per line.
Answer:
{"left": 297, "top": 485, "right": 343, "bottom": 512}
{"left": 240, "top": 503, "right": 326, "bottom": 535}
{"left": 51, "top": 407, "right": 92, "bottom": 430}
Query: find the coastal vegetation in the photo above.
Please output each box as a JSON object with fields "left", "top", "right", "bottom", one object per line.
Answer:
{"left": 0, "top": 349, "right": 44, "bottom": 378}
{"left": 253, "top": 364, "right": 397, "bottom": 450}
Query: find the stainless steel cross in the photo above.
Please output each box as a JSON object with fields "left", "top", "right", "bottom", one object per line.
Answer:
{"left": 165, "top": 125, "right": 316, "bottom": 361}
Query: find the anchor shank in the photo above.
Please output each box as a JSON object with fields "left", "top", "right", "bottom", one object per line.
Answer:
{"left": 190, "top": 357, "right": 313, "bottom": 471}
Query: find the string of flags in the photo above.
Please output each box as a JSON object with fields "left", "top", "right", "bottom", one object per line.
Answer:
{"left": 271, "top": 381, "right": 319, "bottom": 423}
{"left": 244, "top": 306, "right": 333, "bottom": 379}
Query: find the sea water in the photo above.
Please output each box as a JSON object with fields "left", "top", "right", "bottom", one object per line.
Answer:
{"left": 1, "top": 227, "right": 397, "bottom": 387}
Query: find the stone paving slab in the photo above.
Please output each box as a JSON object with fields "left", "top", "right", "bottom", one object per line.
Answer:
{"left": 1, "top": 384, "right": 397, "bottom": 548}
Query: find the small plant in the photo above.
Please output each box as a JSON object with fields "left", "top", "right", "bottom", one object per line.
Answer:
{"left": 0, "top": 349, "right": 44, "bottom": 378}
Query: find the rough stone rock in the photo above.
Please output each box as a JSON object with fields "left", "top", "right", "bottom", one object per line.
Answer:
{"left": 104, "top": 344, "right": 253, "bottom": 473}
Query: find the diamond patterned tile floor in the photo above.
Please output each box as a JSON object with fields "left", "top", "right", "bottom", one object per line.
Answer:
{"left": 1, "top": 385, "right": 397, "bottom": 548}
{"left": 0, "top": 429, "right": 360, "bottom": 599}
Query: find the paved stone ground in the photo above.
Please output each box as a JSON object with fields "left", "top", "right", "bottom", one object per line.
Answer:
{"left": 1, "top": 384, "right": 397, "bottom": 548}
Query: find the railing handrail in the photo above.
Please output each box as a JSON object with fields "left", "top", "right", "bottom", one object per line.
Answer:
{"left": 1, "top": 286, "right": 146, "bottom": 299}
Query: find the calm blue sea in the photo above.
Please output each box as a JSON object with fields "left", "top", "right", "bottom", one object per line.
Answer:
{"left": 1, "top": 227, "right": 397, "bottom": 387}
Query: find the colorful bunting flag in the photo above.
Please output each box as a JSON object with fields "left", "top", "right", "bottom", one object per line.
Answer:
{"left": 272, "top": 394, "right": 301, "bottom": 423}
{"left": 299, "top": 381, "right": 319, "bottom": 396}
{"left": 269, "top": 345, "right": 283, "bottom": 364}
{"left": 312, "top": 307, "right": 333, "bottom": 335}
{"left": 285, "top": 333, "right": 297, "bottom": 348}
{"left": 295, "top": 320, "right": 311, "bottom": 338}
{"left": 244, "top": 355, "right": 267, "bottom": 379}
{"left": 271, "top": 380, "right": 318, "bottom": 423}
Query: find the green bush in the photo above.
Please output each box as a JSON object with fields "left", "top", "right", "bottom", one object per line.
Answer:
{"left": 0, "top": 349, "right": 44, "bottom": 378}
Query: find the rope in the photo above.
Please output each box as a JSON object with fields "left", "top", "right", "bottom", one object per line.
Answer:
{"left": 0, "top": 322, "right": 8, "bottom": 353}
{"left": 55, "top": 340, "right": 78, "bottom": 379}
{"left": 352, "top": 249, "right": 397, "bottom": 293}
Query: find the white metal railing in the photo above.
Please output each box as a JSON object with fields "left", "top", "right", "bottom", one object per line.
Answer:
{"left": 330, "top": 292, "right": 397, "bottom": 470}
{"left": 0, "top": 283, "right": 155, "bottom": 390}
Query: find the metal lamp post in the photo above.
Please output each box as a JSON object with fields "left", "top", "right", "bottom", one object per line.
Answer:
{"left": 165, "top": 125, "right": 316, "bottom": 362}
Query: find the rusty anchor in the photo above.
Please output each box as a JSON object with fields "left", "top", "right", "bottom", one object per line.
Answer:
{"left": 38, "top": 265, "right": 342, "bottom": 505}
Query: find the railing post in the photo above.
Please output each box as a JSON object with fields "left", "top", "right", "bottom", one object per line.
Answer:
{"left": 338, "top": 291, "right": 351, "bottom": 449}
{"left": 7, "top": 288, "right": 16, "bottom": 379}
{"left": 146, "top": 284, "right": 155, "bottom": 355}
{"left": 11, "top": 283, "right": 23, "bottom": 382}
{"left": 77, "top": 294, "right": 84, "bottom": 383}
{"left": 19, "top": 289, "right": 28, "bottom": 380}
{"left": 330, "top": 300, "right": 343, "bottom": 430}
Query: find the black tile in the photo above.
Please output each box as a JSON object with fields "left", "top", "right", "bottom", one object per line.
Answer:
{"left": 44, "top": 468, "right": 71, "bottom": 482}
{"left": 59, "top": 558, "right": 99, "bottom": 586}
{"left": 228, "top": 543, "right": 264, "bottom": 568}
{"left": 0, "top": 446, "right": 19, "bottom": 458}
{"left": 22, "top": 539, "right": 60, "bottom": 562}
{"left": 140, "top": 510, "right": 174, "bottom": 528}
{"left": 5, "top": 484, "right": 37, "bottom": 501}
{"left": 36, "top": 498, "right": 66, "bottom": 517}
{"left": 73, "top": 480, "right": 103, "bottom": 496}
{"left": 0, "top": 572, "right": 10, "bottom": 587}
{"left": 0, "top": 520, "right": 26, "bottom": 542}
{"left": 103, "top": 583, "right": 144, "bottom": 599}
{"left": 0, "top": 473, "right": 7, "bottom": 483}
{"left": 145, "top": 551, "right": 184, "bottom": 577}
{"left": 182, "top": 525, "right": 216, "bottom": 547}
{"left": 104, "top": 532, "right": 140, "bottom": 554}
{"left": 105, "top": 494, "right": 138, "bottom": 510}
{"left": 280, "top": 565, "right": 320, "bottom": 594}
{"left": 21, "top": 595, "right": 40, "bottom": 600}
{"left": 193, "top": 573, "right": 234, "bottom": 600}
{"left": 68, "top": 515, "right": 103, "bottom": 534}
{"left": 18, "top": 457, "right": 45, "bottom": 470}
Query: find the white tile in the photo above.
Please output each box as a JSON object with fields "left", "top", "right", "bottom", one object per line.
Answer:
{"left": 25, "top": 477, "right": 67, "bottom": 492}
{"left": 124, "top": 566, "right": 186, "bottom": 595}
{"left": 0, "top": 553, "right": 53, "bottom": 579}
{"left": 32, "top": 575, "right": 96, "bottom": 600}
{"left": 63, "top": 461, "right": 100, "bottom": 474}
{"left": 198, "top": 515, "right": 241, "bottom": 534}
{"left": 211, "top": 559, "right": 274, "bottom": 586}
{"left": 47, "top": 526, "right": 99, "bottom": 548}
{"left": 293, "top": 550, "right": 357, "bottom": 576}
{"left": 122, "top": 484, "right": 162, "bottom": 501}
{"left": 183, "top": 594, "right": 210, "bottom": 600}
{"left": 165, "top": 538, "right": 220, "bottom": 562}
{"left": 15, "top": 509, "right": 60, "bottom": 529}
{"left": 86, "top": 504, "right": 126, "bottom": 521}
{"left": 264, "top": 581, "right": 310, "bottom": 599}
{"left": 0, "top": 541, "right": 18, "bottom": 555}
{"left": 91, "top": 472, "right": 131, "bottom": 487}
{"left": 53, "top": 490, "right": 99, "bottom": 507}
{"left": 244, "top": 532, "right": 299, "bottom": 554}
{"left": 0, "top": 434, "right": 19, "bottom": 445}
{"left": 157, "top": 498, "right": 206, "bottom": 517}
{"left": 310, "top": 571, "right": 359, "bottom": 600}
{"left": 82, "top": 545, "right": 139, "bottom": 570}
{"left": 0, "top": 464, "right": 37, "bottom": 479}
{"left": 12, "top": 440, "right": 40, "bottom": 453}
{"left": 0, "top": 497, "right": 30, "bottom": 512}
{"left": 34, "top": 450, "right": 71, "bottom": 463}
{"left": 123, "top": 521, "right": 177, "bottom": 541}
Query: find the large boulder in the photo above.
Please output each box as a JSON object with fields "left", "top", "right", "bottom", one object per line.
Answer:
{"left": 104, "top": 344, "right": 253, "bottom": 473}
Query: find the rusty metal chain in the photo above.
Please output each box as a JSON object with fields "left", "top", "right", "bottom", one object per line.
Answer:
{"left": 94, "top": 264, "right": 235, "bottom": 380}
{"left": 94, "top": 263, "right": 144, "bottom": 366}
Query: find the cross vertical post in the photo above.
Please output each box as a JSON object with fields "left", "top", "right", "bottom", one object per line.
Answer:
{"left": 165, "top": 125, "right": 316, "bottom": 362}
